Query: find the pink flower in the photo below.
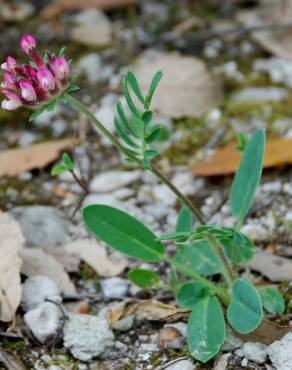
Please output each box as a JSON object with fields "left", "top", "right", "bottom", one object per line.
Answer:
{"left": 51, "top": 56, "right": 69, "bottom": 80}
{"left": 1, "top": 56, "right": 16, "bottom": 72}
{"left": 37, "top": 68, "right": 55, "bottom": 91}
{"left": 1, "top": 73, "right": 17, "bottom": 89}
{"left": 1, "top": 34, "right": 71, "bottom": 111}
{"left": 20, "top": 35, "right": 36, "bottom": 54}
{"left": 19, "top": 81, "right": 37, "bottom": 102}
{"left": 1, "top": 90, "right": 22, "bottom": 110}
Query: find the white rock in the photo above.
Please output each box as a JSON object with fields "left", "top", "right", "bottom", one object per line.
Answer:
{"left": 268, "top": 332, "right": 292, "bottom": 370}
{"left": 214, "top": 353, "right": 231, "bottom": 370}
{"left": 236, "top": 342, "right": 268, "bottom": 364}
{"left": 261, "top": 181, "right": 282, "bottom": 193}
{"left": 63, "top": 311, "right": 114, "bottom": 362}
{"left": 83, "top": 193, "right": 119, "bottom": 207}
{"left": 165, "top": 359, "right": 196, "bottom": 370}
{"left": 22, "top": 276, "right": 61, "bottom": 312}
{"left": 10, "top": 206, "right": 70, "bottom": 247}
{"left": 71, "top": 9, "right": 112, "bottom": 48}
{"left": 76, "top": 53, "right": 102, "bottom": 84}
{"left": 24, "top": 302, "right": 62, "bottom": 343}
{"left": 152, "top": 184, "right": 177, "bottom": 206}
{"left": 241, "top": 223, "right": 268, "bottom": 242}
{"left": 222, "top": 327, "right": 243, "bottom": 351}
{"left": 232, "top": 87, "right": 288, "bottom": 103}
{"left": 100, "top": 277, "right": 129, "bottom": 299}
{"left": 90, "top": 170, "right": 141, "bottom": 193}
{"left": 254, "top": 58, "right": 292, "bottom": 88}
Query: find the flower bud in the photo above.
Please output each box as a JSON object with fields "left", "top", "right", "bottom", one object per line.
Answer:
{"left": 1, "top": 56, "right": 16, "bottom": 71}
{"left": 20, "top": 34, "right": 36, "bottom": 54}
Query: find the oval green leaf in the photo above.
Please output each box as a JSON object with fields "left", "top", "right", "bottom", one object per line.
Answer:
{"left": 82, "top": 205, "right": 165, "bottom": 262}
{"left": 176, "top": 282, "right": 211, "bottom": 310}
{"left": 128, "top": 268, "right": 160, "bottom": 289}
{"left": 188, "top": 296, "right": 226, "bottom": 362}
{"left": 227, "top": 279, "right": 263, "bottom": 334}
{"left": 176, "top": 207, "right": 193, "bottom": 233}
{"left": 179, "top": 241, "right": 223, "bottom": 276}
{"left": 261, "top": 287, "right": 285, "bottom": 314}
{"left": 231, "top": 129, "right": 265, "bottom": 224}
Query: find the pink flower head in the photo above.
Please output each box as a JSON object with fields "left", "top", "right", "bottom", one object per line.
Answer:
{"left": 1, "top": 90, "right": 22, "bottom": 110}
{"left": 51, "top": 56, "right": 69, "bottom": 80}
{"left": 19, "top": 81, "right": 37, "bottom": 102}
{"left": 20, "top": 35, "right": 36, "bottom": 54}
{"left": 37, "top": 68, "right": 55, "bottom": 91}
{"left": 1, "top": 35, "right": 71, "bottom": 111}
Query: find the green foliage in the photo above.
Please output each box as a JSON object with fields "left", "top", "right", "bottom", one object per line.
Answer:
{"left": 221, "top": 231, "right": 254, "bottom": 264}
{"left": 176, "top": 282, "right": 210, "bottom": 309}
{"left": 176, "top": 207, "right": 193, "bottom": 233}
{"left": 51, "top": 153, "right": 74, "bottom": 176}
{"left": 231, "top": 129, "right": 265, "bottom": 225}
{"left": 128, "top": 268, "right": 160, "bottom": 288}
{"left": 115, "top": 71, "right": 165, "bottom": 168}
{"left": 187, "top": 296, "right": 225, "bottom": 363}
{"left": 177, "top": 241, "right": 223, "bottom": 276}
{"left": 227, "top": 279, "right": 263, "bottom": 334}
{"left": 261, "top": 287, "right": 285, "bottom": 314}
{"left": 236, "top": 132, "right": 249, "bottom": 152}
{"left": 82, "top": 205, "right": 165, "bottom": 262}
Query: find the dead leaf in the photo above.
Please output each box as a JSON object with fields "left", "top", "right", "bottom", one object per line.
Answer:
{"left": 236, "top": 320, "right": 290, "bottom": 345}
{"left": 20, "top": 248, "right": 76, "bottom": 295}
{"left": 238, "top": 3, "right": 292, "bottom": 59}
{"left": 134, "top": 52, "right": 222, "bottom": 118}
{"left": 63, "top": 239, "right": 128, "bottom": 277}
{"left": 43, "top": 246, "right": 81, "bottom": 273}
{"left": 0, "top": 348, "right": 26, "bottom": 370}
{"left": 250, "top": 250, "right": 292, "bottom": 282}
{"left": 192, "top": 137, "right": 292, "bottom": 176}
{"left": 0, "top": 212, "right": 24, "bottom": 322}
{"left": 43, "top": 0, "right": 136, "bottom": 19}
{"left": 108, "top": 299, "right": 187, "bottom": 327}
{"left": 0, "top": 139, "right": 75, "bottom": 178}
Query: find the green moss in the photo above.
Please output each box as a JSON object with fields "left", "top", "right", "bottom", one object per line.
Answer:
{"left": 77, "top": 261, "right": 100, "bottom": 281}
{"left": 2, "top": 340, "right": 26, "bottom": 351}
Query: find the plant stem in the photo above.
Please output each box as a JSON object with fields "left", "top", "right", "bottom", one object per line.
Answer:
{"left": 164, "top": 255, "right": 230, "bottom": 305}
{"left": 66, "top": 94, "right": 234, "bottom": 285}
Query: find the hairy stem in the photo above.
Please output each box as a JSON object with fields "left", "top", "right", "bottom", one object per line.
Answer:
{"left": 66, "top": 94, "right": 234, "bottom": 286}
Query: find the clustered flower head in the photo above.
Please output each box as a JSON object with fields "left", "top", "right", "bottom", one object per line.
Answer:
{"left": 1, "top": 34, "right": 70, "bottom": 111}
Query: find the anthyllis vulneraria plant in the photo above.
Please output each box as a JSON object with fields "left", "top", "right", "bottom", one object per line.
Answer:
{"left": 1, "top": 35, "right": 286, "bottom": 363}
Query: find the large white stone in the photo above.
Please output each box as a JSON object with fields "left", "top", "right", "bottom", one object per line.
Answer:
{"left": 22, "top": 275, "right": 61, "bottom": 312}
{"left": 63, "top": 310, "right": 114, "bottom": 362}
{"left": 24, "top": 302, "right": 62, "bottom": 343}
{"left": 268, "top": 332, "right": 292, "bottom": 370}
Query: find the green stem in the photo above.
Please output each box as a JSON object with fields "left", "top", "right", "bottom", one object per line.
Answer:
{"left": 66, "top": 94, "right": 234, "bottom": 286}
{"left": 164, "top": 255, "right": 230, "bottom": 305}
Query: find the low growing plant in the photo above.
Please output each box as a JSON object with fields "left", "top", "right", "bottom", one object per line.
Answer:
{"left": 1, "top": 35, "right": 286, "bottom": 363}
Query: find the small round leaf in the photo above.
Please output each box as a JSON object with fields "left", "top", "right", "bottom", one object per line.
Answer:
{"left": 261, "top": 287, "right": 285, "bottom": 314}
{"left": 227, "top": 279, "right": 263, "bottom": 334}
